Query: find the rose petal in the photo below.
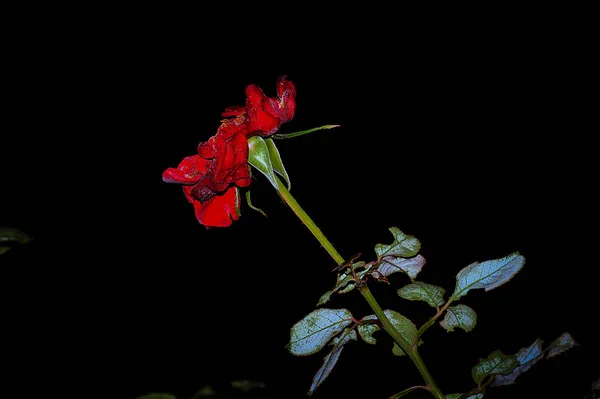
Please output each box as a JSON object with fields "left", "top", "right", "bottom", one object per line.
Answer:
{"left": 162, "top": 155, "right": 210, "bottom": 184}
{"left": 276, "top": 76, "right": 297, "bottom": 123}
{"left": 245, "top": 84, "right": 280, "bottom": 136}
{"left": 250, "top": 108, "right": 280, "bottom": 135}
{"left": 217, "top": 113, "right": 250, "bottom": 140}
{"left": 230, "top": 133, "right": 251, "bottom": 187}
{"left": 276, "top": 75, "right": 295, "bottom": 97}
{"left": 182, "top": 185, "right": 195, "bottom": 204}
{"left": 211, "top": 135, "right": 232, "bottom": 191}
{"left": 221, "top": 105, "right": 245, "bottom": 117}
{"left": 195, "top": 186, "right": 241, "bottom": 227}
{"left": 198, "top": 140, "right": 216, "bottom": 159}
{"left": 190, "top": 182, "right": 217, "bottom": 202}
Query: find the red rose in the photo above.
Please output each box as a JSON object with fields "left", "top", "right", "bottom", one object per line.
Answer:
{"left": 162, "top": 133, "right": 251, "bottom": 228}
{"left": 245, "top": 75, "right": 297, "bottom": 137}
{"left": 220, "top": 75, "right": 297, "bottom": 138}
{"left": 163, "top": 76, "right": 297, "bottom": 227}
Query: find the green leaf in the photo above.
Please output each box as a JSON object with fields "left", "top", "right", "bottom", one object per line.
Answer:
{"left": 316, "top": 273, "right": 353, "bottom": 306}
{"left": 0, "top": 226, "right": 32, "bottom": 243}
{"left": 338, "top": 282, "right": 356, "bottom": 294}
{"left": 317, "top": 262, "right": 372, "bottom": 306}
{"left": 247, "top": 136, "right": 279, "bottom": 190}
{"left": 491, "top": 338, "right": 544, "bottom": 386}
{"left": 287, "top": 308, "right": 354, "bottom": 356}
{"left": 547, "top": 332, "right": 578, "bottom": 358}
{"left": 375, "top": 227, "right": 421, "bottom": 258}
{"left": 440, "top": 304, "right": 477, "bottom": 332}
{"left": 334, "top": 272, "right": 356, "bottom": 293}
{"left": 135, "top": 394, "right": 176, "bottom": 399}
{"left": 392, "top": 343, "right": 409, "bottom": 357}
{"left": 451, "top": 252, "right": 525, "bottom": 301}
{"left": 0, "top": 227, "right": 32, "bottom": 255}
{"left": 317, "top": 291, "right": 333, "bottom": 307}
{"left": 397, "top": 281, "right": 445, "bottom": 307}
{"left": 354, "top": 261, "right": 374, "bottom": 280}
{"left": 447, "top": 394, "right": 483, "bottom": 399}
{"left": 491, "top": 333, "right": 578, "bottom": 388}
{"left": 191, "top": 385, "right": 216, "bottom": 397}
{"left": 265, "top": 138, "right": 291, "bottom": 190}
{"left": 358, "top": 309, "right": 420, "bottom": 356}
{"left": 308, "top": 328, "right": 356, "bottom": 395}
{"left": 357, "top": 322, "right": 379, "bottom": 345}
{"left": 472, "top": 350, "right": 519, "bottom": 385}
{"left": 377, "top": 254, "right": 426, "bottom": 280}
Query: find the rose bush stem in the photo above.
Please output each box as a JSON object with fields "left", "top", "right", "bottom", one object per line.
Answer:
{"left": 273, "top": 175, "right": 446, "bottom": 399}
{"left": 273, "top": 176, "right": 345, "bottom": 265}
{"left": 360, "top": 286, "right": 445, "bottom": 399}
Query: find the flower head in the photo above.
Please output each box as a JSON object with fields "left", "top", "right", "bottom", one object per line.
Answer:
{"left": 222, "top": 75, "right": 297, "bottom": 138}
{"left": 162, "top": 76, "right": 296, "bottom": 228}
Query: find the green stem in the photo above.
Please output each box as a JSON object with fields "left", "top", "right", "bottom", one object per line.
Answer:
{"left": 273, "top": 175, "right": 445, "bottom": 399}
{"left": 274, "top": 175, "right": 345, "bottom": 264}
{"left": 388, "top": 385, "right": 431, "bottom": 399}
{"left": 271, "top": 124, "right": 340, "bottom": 140}
{"left": 361, "top": 286, "right": 445, "bottom": 399}
{"left": 415, "top": 300, "right": 454, "bottom": 344}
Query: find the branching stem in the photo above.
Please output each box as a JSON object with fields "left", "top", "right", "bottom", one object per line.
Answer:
{"left": 273, "top": 175, "right": 446, "bottom": 399}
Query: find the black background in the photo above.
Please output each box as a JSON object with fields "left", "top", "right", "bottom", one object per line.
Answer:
{"left": 1, "top": 7, "right": 597, "bottom": 399}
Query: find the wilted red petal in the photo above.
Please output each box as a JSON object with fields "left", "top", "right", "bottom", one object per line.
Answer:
{"left": 190, "top": 182, "right": 217, "bottom": 202}
{"left": 195, "top": 186, "right": 241, "bottom": 227}
{"left": 182, "top": 185, "right": 195, "bottom": 204}
{"left": 276, "top": 76, "right": 297, "bottom": 123}
{"left": 234, "top": 166, "right": 251, "bottom": 187}
{"left": 249, "top": 108, "right": 280, "bottom": 135}
{"left": 162, "top": 155, "right": 210, "bottom": 184}
{"left": 210, "top": 135, "right": 231, "bottom": 191}
{"left": 230, "top": 133, "right": 251, "bottom": 187}
{"left": 217, "top": 113, "right": 251, "bottom": 140}
{"left": 277, "top": 75, "right": 296, "bottom": 99}
{"left": 221, "top": 105, "right": 245, "bottom": 117}
{"left": 208, "top": 133, "right": 251, "bottom": 190}
{"left": 198, "top": 139, "right": 216, "bottom": 159}
{"left": 245, "top": 84, "right": 280, "bottom": 136}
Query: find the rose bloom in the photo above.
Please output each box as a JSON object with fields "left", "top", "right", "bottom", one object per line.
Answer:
{"left": 162, "top": 76, "right": 296, "bottom": 227}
